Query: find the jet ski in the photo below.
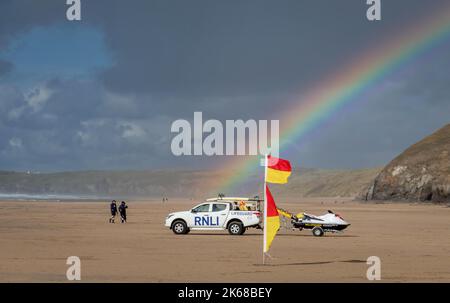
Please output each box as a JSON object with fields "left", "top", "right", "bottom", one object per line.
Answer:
{"left": 278, "top": 208, "right": 350, "bottom": 237}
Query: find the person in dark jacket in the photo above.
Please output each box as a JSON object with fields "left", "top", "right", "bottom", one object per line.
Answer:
{"left": 118, "top": 201, "right": 128, "bottom": 223}
{"left": 109, "top": 200, "right": 118, "bottom": 223}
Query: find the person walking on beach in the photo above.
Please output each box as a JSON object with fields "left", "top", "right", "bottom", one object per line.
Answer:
{"left": 109, "top": 200, "right": 118, "bottom": 223}
{"left": 118, "top": 201, "right": 128, "bottom": 223}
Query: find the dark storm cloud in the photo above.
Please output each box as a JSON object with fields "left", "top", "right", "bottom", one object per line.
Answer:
{"left": 1, "top": 1, "right": 447, "bottom": 99}
{"left": 1, "top": 0, "right": 439, "bottom": 97}
{"left": 1, "top": 0, "right": 450, "bottom": 171}
{"left": 92, "top": 0, "right": 406, "bottom": 96}
{"left": 84, "top": 0, "right": 447, "bottom": 98}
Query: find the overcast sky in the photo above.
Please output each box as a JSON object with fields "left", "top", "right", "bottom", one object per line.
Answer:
{"left": 0, "top": 0, "right": 449, "bottom": 172}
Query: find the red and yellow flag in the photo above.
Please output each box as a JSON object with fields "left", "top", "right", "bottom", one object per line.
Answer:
{"left": 266, "top": 155, "right": 292, "bottom": 184}
{"left": 264, "top": 185, "right": 280, "bottom": 253}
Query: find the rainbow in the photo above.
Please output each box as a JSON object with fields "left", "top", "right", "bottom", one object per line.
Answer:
{"left": 215, "top": 4, "right": 450, "bottom": 194}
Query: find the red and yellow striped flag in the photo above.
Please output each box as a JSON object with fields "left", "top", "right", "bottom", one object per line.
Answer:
{"left": 266, "top": 155, "right": 292, "bottom": 184}
{"left": 264, "top": 185, "right": 280, "bottom": 253}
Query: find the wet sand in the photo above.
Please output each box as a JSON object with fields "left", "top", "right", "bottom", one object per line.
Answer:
{"left": 0, "top": 198, "right": 449, "bottom": 282}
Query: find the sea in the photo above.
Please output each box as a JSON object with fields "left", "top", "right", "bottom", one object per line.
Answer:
{"left": 0, "top": 193, "right": 111, "bottom": 201}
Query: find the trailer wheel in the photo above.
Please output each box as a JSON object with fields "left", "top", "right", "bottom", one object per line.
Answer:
{"left": 312, "top": 227, "right": 324, "bottom": 237}
{"left": 172, "top": 220, "right": 188, "bottom": 235}
{"left": 228, "top": 221, "right": 244, "bottom": 235}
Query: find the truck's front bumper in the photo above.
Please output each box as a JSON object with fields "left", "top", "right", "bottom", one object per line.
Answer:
{"left": 164, "top": 218, "right": 172, "bottom": 228}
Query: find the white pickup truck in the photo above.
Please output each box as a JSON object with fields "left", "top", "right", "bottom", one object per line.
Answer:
{"left": 165, "top": 197, "right": 262, "bottom": 235}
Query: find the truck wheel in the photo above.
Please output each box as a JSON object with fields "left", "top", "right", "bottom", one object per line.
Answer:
{"left": 312, "top": 227, "right": 324, "bottom": 237}
{"left": 228, "top": 221, "right": 244, "bottom": 235}
{"left": 172, "top": 220, "right": 188, "bottom": 235}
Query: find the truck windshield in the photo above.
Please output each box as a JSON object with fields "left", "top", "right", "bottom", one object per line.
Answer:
{"left": 192, "top": 204, "right": 210, "bottom": 212}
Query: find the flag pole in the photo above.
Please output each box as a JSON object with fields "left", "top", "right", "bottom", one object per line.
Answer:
{"left": 263, "top": 154, "right": 268, "bottom": 265}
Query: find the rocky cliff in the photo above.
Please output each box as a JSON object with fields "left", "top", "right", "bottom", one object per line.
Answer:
{"left": 362, "top": 124, "right": 450, "bottom": 202}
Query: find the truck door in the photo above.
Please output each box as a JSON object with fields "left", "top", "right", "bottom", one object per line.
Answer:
{"left": 211, "top": 203, "right": 229, "bottom": 228}
{"left": 189, "top": 203, "right": 212, "bottom": 228}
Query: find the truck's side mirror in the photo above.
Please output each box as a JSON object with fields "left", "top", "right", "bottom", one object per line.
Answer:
{"left": 191, "top": 209, "right": 197, "bottom": 213}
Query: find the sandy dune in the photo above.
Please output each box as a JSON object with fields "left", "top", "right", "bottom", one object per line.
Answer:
{"left": 0, "top": 199, "right": 449, "bottom": 282}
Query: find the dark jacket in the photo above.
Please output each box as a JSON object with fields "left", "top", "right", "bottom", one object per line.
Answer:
{"left": 119, "top": 204, "right": 128, "bottom": 215}
{"left": 110, "top": 203, "right": 117, "bottom": 215}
